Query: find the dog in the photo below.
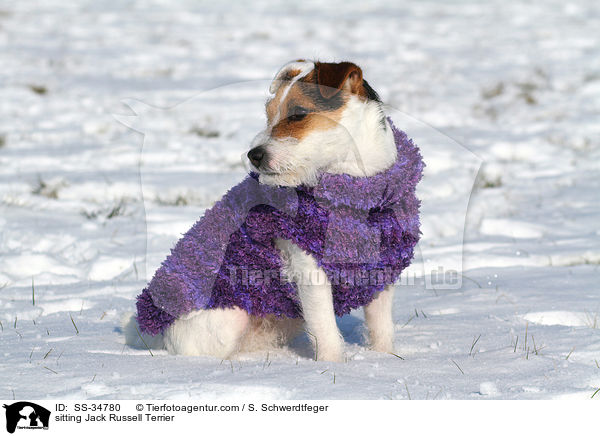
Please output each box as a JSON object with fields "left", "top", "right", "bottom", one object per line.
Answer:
{"left": 125, "top": 60, "right": 422, "bottom": 362}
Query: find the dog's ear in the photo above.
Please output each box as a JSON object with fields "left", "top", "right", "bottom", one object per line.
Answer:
{"left": 316, "top": 62, "right": 363, "bottom": 99}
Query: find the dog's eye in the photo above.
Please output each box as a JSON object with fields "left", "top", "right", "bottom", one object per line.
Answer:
{"left": 288, "top": 106, "right": 309, "bottom": 122}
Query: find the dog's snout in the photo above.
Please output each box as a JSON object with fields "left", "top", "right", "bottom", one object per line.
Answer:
{"left": 247, "top": 146, "right": 266, "bottom": 168}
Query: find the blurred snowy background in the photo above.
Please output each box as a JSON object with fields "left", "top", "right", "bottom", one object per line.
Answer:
{"left": 0, "top": 0, "right": 599, "bottom": 399}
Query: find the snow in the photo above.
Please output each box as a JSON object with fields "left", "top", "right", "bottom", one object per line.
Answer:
{"left": 478, "top": 382, "right": 499, "bottom": 397}
{"left": 1, "top": 0, "right": 599, "bottom": 400}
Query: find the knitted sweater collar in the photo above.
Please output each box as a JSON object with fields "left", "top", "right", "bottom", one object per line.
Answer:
{"left": 262, "top": 117, "right": 422, "bottom": 212}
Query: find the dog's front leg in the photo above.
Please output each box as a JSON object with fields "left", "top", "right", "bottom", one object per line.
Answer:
{"left": 364, "top": 285, "right": 395, "bottom": 353}
{"left": 276, "top": 239, "right": 344, "bottom": 362}
{"left": 297, "top": 278, "right": 344, "bottom": 362}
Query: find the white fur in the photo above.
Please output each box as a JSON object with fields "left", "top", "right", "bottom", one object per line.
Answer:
{"left": 327, "top": 97, "right": 397, "bottom": 178}
{"left": 163, "top": 307, "right": 250, "bottom": 358}
{"left": 276, "top": 239, "right": 344, "bottom": 362}
{"left": 364, "top": 285, "right": 396, "bottom": 352}
{"left": 124, "top": 65, "right": 399, "bottom": 362}
{"left": 123, "top": 310, "right": 302, "bottom": 358}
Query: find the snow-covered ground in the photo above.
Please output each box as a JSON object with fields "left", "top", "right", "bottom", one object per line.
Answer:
{"left": 1, "top": 0, "right": 599, "bottom": 400}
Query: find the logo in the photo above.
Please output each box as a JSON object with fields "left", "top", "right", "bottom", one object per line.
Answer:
{"left": 3, "top": 402, "right": 50, "bottom": 434}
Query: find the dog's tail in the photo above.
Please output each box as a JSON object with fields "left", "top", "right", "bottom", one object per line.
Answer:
{"left": 121, "top": 312, "right": 165, "bottom": 350}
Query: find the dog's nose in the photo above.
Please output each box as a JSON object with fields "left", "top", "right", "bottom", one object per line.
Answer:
{"left": 247, "top": 146, "right": 265, "bottom": 168}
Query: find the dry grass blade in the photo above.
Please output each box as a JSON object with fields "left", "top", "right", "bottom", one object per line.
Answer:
{"left": 389, "top": 352, "right": 405, "bottom": 360}
{"left": 469, "top": 334, "right": 481, "bottom": 356}
{"left": 28, "top": 84, "right": 48, "bottom": 95}
{"left": 532, "top": 335, "right": 543, "bottom": 355}
{"left": 133, "top": 261, "right": 139, "bottom": 280}
{"left": 262, "top": 352, "right": 271, "bottom": 370}
{"left": 565, "top": 346, "right": 575, "bottom": 360}
{"left": 134, "top": 325, "right": 154, "bottom": 357}
{"left": 69, "top": 313, "right": 79, "bottom": 335}
{"left": 451, "top": 359, "right": 465, "bottom": 375}
{"left": 402, "top": 314, "right": 415, "bottom": 328}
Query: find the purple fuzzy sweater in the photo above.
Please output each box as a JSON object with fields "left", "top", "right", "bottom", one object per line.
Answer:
{"left": 137, "top": 119, "right": 423, "bottom": 335}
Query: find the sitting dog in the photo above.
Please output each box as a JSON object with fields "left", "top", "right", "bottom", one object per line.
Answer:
{"left": 125, "top": 60, "right": 423, "bottom": 362}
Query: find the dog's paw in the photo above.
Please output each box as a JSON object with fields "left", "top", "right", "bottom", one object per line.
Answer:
{"left": 316, "top": 353, "right": 344, "bottom": 363}
{"left": 370, "top": 340, "right": 395, "bottom": 354}
{"left": 314, "top": 343, "right": 345, "bottom": 362}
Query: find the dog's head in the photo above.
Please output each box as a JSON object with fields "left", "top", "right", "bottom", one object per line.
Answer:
{"left": 248, "top": 60, "right": 397, "bottom": 187}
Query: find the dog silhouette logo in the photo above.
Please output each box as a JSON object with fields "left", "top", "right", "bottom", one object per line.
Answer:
{"left": 2, "top": 402, "right": 50, "bottom": 433}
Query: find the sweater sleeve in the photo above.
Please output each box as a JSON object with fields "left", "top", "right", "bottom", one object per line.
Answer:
{"left": 137, "top": 175, "right": 299, "bottom": 333}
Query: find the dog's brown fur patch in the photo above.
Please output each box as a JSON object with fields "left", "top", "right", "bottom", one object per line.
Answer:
{"left": 265, "top": 61, "right": 373, "bottom": 141}
{"left": 267, "top": 83, "right": 345, "bottom": 140}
